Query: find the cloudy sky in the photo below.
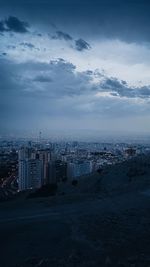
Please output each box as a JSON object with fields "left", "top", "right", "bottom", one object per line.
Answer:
{"left": 0, "top": 0, "right": 150, "bottom": 139}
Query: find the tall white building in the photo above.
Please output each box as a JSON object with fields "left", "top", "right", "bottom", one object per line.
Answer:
{"left": 18, "top": 147, "right": 42, "bottom": 191}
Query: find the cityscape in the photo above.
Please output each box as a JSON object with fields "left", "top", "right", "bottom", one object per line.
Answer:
{"left": 0, "top": 137, "right": 150, "bottom": 199}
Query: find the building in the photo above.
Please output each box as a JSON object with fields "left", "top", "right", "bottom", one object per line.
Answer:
{"left": 55, "top": 160, "right": 67, "bottom": 182}
{"left": 48, "top": 160, "right": 67, "bottom": 184}
{"left": 125, "top": 147, "right": 136, "bottom": 158}
{"left": 18, "top": 147, "right": 43, "bottom": 191}
{"left": 18, "top": 146, "right": 68, "bottom": 189}
{"left": 68, "top": 160, "right": 92, "bottom": 179}
{"left": 37, "top": 149, "right": 51, "bottom": 185}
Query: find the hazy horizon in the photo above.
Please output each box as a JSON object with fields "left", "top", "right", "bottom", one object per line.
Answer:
{"left": 1, "top": 129, "right": 150, "bottom": 144}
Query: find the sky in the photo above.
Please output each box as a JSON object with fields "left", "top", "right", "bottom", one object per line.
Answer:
{"left": 0, "top": 0, "right": 150, "bottom": 139}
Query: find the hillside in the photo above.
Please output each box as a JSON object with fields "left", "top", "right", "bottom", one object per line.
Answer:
{"left": 0, "top": 154, "right": 150, "bottom": 267}
{"left": 58, "top": 154, "right": 150, "bottom": 195}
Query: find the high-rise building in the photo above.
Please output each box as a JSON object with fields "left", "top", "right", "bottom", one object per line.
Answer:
{"left": 48, "top": 160, "right": 67, "bottom": 184}
{"left": 18, "top": 147, "right": 42, "bottom": 191}
{"left": 48, "top": 161, "right": 56, "bottom": 184}
{"left": 38, "top": 149, "right": 51, "bottom": 185}
{"left": 18, "top": 146, "right": 68, "bottom": 190}
{"left": 18, "top": 158, "right": 30, "bottom": 191}
{"left": 55, "top": 160, "right": 67, "bottom": 182}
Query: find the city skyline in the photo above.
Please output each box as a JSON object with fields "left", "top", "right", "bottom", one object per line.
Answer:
{"left": 1, "top": 0, "right": 150, "bottom": 137}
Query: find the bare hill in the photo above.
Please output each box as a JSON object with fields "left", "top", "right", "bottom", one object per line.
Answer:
{"left": 59, "top": 154, "right": 150, "bottom": 195}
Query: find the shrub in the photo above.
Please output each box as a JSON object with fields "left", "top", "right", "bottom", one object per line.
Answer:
{"left": 28, "top": 183, "right": 58, "bottom": 198}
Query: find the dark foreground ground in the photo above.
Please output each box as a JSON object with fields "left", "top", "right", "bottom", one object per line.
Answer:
{"left": 0, "top": 188, "right": 150, "bottom": 267}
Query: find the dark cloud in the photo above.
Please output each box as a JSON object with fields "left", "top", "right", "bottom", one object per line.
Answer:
{"left": 75, "top": 38, "right": 91, "bottom": 51}
{"left": 138, "top": 86, "right": 150, "bottom": 98}
{"left": 0, "top": 21, "right": 5, "bottom": 32}
{"left": 0, "top": 16, "right": 29, "bottom": 33}
{"left": 51, "top": 30, "right": 91, "bottom": 52}
{"left": 0, "top": 57, "right": 150, "bottom": 135}
{"left": 37, "top": 33, "right": 42, "bottom": 37}
{"left": 1, "top": 0, "right": 150, "bottom": 43}
{"left": 5, "top": 16, "right": 29, "bottom": 33}
{"left": 52, "top": 30, "right": 73, "bottom": 41}
{"left": 20, "top": 42, "right": 35, "bottom": 49}
{"left": 7, "top": 45, "right": 16, "bottom": 49}
{"left": 100, "top": 77, "right": 150, "bottom": 99}
{"left": 101, "top": 78, "right": 127, "bottom": 95}
{"left": 0, "top": 52, "right": 7, "bottom": 56}
{"left": 33, "top": 75, "right": 53, "bottom": 83}
{"left": 1, "top": 57, "right": 150, "bottom": 102}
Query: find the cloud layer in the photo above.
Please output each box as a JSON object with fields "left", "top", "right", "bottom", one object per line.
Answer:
{"left": 1, "top": 57, "right": 150, "bottom": 136}
{"left": 0, "top": 16, "right": 29, "bottom": 33}
{"left": 0, "top": 0, "right": 150, "bottom": 137}
{"left": 50, "top": 30, "right": 91, "bottom": 52}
